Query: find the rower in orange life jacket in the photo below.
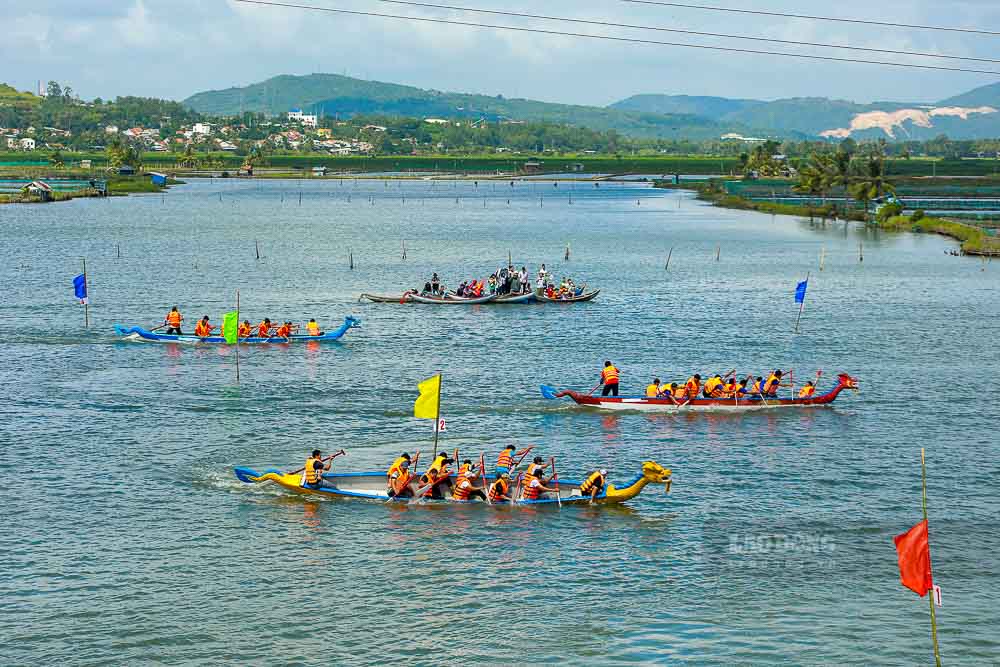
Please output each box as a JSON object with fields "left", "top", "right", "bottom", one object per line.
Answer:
{"left": 386, "top": 453, "right": 413, "bottom": 498}
{"left": 275, "top": 321, "right": 292, "bottom": 339}
{"left": 302, "top": 449, "right": 333, "bottom": 489}
{"left": 600, "top": 360, "right": 620, "bottom": 397}
{"left": 579, "top": 469, "right": 608, "bottom": 503}
{"left": 670, "top": 383, "right": 687, "bottom": 400}
{"left": 237, "top": 320, "right": 252, "bottom": 337}
{"left": 798, "top": 381, "right": 816, "bottom": 398}
{"left": 193, "top": 316, "right": 213, "bottom": 338}
{"left": 750, "top": 376, "right": 764, "bottom": 394}
{"left": 645, "top": 378, "right": 662, "bottom": 398}
{"left": 524, "top": 456, "right": 551, "bottom": 484}
{"left": 685, "top": 374, "right": 701, "bottom": 399}
{"left": 164, "top": 306, "right": 183, "bottom": 335}
{"left": 488, "top": 473, "right": 512, "bottom": 502}
{"left": 257, "top": 318, "right": 272, "bottom": 338}
{"left": 420, "top": 452, "right": 453, "bottom": 499}
{"left": 763, "top": 370, "right": 784, "bottom": 397}
{"left": 520, "top": 469, "right": 558, "bottom": 501}
{"left": 451, "top": 468, "right": 486, "bottom": 501}
{"left": 495, "top": 445, "right": 516, "bottom": 475}
{"left": 703, "top": 375, "right": 725, "bottom": 398}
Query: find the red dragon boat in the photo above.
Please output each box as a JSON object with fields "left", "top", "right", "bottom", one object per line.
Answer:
{"left": 540, "top": 373, "right": 859, "bottom": 412}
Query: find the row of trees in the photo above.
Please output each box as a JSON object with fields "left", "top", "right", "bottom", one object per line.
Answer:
{"left": 794, "top": 147, "right": 894, "bottom": 219}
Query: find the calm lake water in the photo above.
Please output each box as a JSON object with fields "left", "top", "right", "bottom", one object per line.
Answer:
{"left": 2, "top": 178, "right": 998, "bottom": 665}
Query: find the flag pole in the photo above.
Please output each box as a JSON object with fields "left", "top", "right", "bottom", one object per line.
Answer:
{"left": 235, "top": 289, "right": 240, "bottom": 383}
{"left": 921, "top": 447, "right": 942, "bottom": 667}
{"left": 794, "top": 271, "right": 810, "bottom": 334}
{"left": 82, "top": 258, "right": 89, "bottom": 328}
{"left": 432, "top": 373, "right": 442, "bottom": 459}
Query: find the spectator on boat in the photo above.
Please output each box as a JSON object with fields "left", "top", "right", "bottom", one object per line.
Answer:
{"left": 496, "top": 445, "right": 516, "bottom": 475}
{"left": 431, "top": 273, "right": 441, "bottom": 295}
{"left": 194, "top": 316, "right": 213, "bottom": 338}
{"left": 238, "top": 320, "right": 252, "bottom": 338}
{"left": 580, "top": 469, "right": 608, "bottom": 504}
{"left": 519, "top": 267, "right": 529, "bottom": 293}
{"left": 521, "top": 469, "right": 558, "bottom": 501}
{"left": 421, "top": 282, "right": 433, "bottom": 296}
{"left": 798, "top": 381, "right": 816, "bottom": 398}
{"left": 510, "top": 271, "right": 521, "bottom": 294}
{"left": 600, "top": 360, "right": 620, "bottom": 397}
{"left": 301, "top": 449, "right": 335, "bottom": 489}
{"left": 306, "top": 319, "right": 322, "bottom": 336}
{"left": 684, "top": 374, "right": 701, "bottom": 399}
{"left": 488, "top": 473, "right": 513, "bottom": 502}
{"left": 488, "top": 275, "right": 497, "bottom": 294}
{"left": 646, "top": 378, "right": 662, "bottom": 398}
{"left": 164, "top": 306, "right": 184, "bottom": 335}
{"left": 257, "top": 318, "right": 272, "bottom": 338}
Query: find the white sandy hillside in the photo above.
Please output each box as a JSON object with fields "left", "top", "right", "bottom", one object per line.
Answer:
{"left": 821, "top": 106, "right": 997, "bottom": 138}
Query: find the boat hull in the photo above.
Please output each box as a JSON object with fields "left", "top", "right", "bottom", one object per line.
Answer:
{"left": 409, "top": 293, "right": 497, "bottom": 305}
{"left": 359, "top": 293, "right": 411, "bottom": 303}
{"left": 115, "top": 316, "right": 360, "bottom": 344}
{"left": 492, "top": 292, "right": 536, "bottom": 304}
{"left": 536, "top": 289, "right": 600, "bottom": 303}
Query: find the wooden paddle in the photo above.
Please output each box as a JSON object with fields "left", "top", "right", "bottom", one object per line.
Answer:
{"left": 510, "top": 446, "right": 534, "bottom": 473}
{"left": 288, "top": 449, "right": 345, "bottom": 475}
{"left": 550, "top": 457, "right": 562, "bottom": 508}
{"left": 480, "top": 453, "right": 491, "bottom": 505}
{"left": 150, "top": 324, "right": 168, "bottom": 333}
{"left": 510, "top": 472, "right": 522, "bottom": 505}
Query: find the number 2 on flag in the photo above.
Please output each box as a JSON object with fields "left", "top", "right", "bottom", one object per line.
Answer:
{"left": 435, "top": 418, "right": 447, "bottom": 432}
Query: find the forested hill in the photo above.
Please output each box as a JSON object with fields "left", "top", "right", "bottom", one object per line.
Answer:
{"left": 182, "top": 73, "right": 770, "bottom": 140}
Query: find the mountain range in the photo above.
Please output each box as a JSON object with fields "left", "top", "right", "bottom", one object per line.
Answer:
{"left": 183, "top": 74, "right": 1000, "bottom": 141}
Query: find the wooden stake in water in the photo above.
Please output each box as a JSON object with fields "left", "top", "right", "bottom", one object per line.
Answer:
{"left": 921, "top": 448, "right": 942, "bottom": 667}
{"left": 820, "top": 246, "right": 826, "bottom": 271}
{"left": 82, "top": 258, "right": 89, "bottom": 328}
{"left": 255, "top": 239, "right": 260, "bottom": 261}
{"left": 859, "top": 241, "right": 864, "bottom": 263}
{"left": 402, "top": 240, "right": 407, "bottom": 260}
{"left": 349, "top": 250, "right": 354, "bottom": 270}
{"left": 116, "top": 243, "right": 121, "bottom": 260}
{"left": 565, "top": 244, "right": 570, "bottom": 261}
{"left": 508, "top": 249, "right": 512, "bottom": 268}
{"left": 665, "top": 246, "right": 673, "bottom": 271}
{"left": 235, "top": 289, "right": 241, "bottom": 383}
{"left": 716, "top": 245, "right": 721, "bottom": 262}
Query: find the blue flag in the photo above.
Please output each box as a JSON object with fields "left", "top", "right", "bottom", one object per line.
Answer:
{"left": 73, "top": 274, "right": 88, "bottom": 304}
{"left": 794, "top": 279, "right": 808, "bottom": 304}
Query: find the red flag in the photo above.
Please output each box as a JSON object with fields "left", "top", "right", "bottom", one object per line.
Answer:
{"left": 894, "top": 519, "right": 933, "bottom": 596}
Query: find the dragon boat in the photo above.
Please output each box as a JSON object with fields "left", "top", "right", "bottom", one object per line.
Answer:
{"left": 233, "top": 461, "right": 672, "bottom": 505}
{"left": 409, "top": 293, "right": 497, "bottom": 305}
{"left": 541, "top": 373, "right": 859, "bottom": 412}
{"left": 114, "top": 316, "right": 361, "bottom": 344}
{"left": 536, "top": 288, "right": 600, "bottom": 303}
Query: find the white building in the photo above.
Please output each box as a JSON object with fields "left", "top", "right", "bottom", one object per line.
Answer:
{"left": 19, "top": 137, "right": 36, "bottom": 151}
{"left": 287, "top": 109, "right": 318, "bottom": 127}
{"left": 424, "top": 118, "right": 449, "bottom": 125}
{"left": 192, "top": 122, "right": 214, "bottom": 135}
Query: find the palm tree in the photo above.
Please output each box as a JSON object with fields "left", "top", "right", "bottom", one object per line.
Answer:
{"left": 178, "top": 144, "right": 198, "bottom": 168}
{"left": 49, "top": 150, "right": 65, "bottom": 169}
{"left": 850, "top": 154, "right": 895, "bottom": 222}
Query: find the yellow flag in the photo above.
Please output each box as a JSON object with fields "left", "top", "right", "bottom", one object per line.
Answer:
{"left": 414, "top": 374, "right": 441, "bottom": 419}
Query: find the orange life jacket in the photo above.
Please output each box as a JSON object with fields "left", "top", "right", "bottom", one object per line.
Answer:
{"left": 685, "top": 377, "right": 700, "bottom": 397}
{"left": 451, "top": 478, "right": 473, "bottom": 501}
{"left": 304, "top": 458, "right": 322, "bottom": 484}
{"left": 489, "top": 478, "right": 509, "bottom": 502}
{"left": 580, "top": 471, "right": 605, "bottom": 494}
{"left": 238, "top": 323, "right": 252, "bottom": 337}
{"left": 723, "top": 381, "right": 737, "bottom": 396}
{"left": 799, "top": 385, "right": 815, "bottom": 398}
{"left": 497, "top": 450, "right": 514, "bottom": 468}
{"left": 751, "top": 380, "right": 762, "bottom": 393}
{"left": 306, "top": 321, "right": 320, "bottom": 336}
{"left": 387, "top": 456, "right": 408, "bottom": 478}
{"left": 673, "top": 385, "right": 687, "bottom": 399}
{"left": 765, "top": 374, "right": 780, "bottom": 394}
{"left": 705, "top": 377, "right": 724, "bottom": 397}
{"left": 194, "top": 321, "right": 210, "bottom": 337}
{"left": 166, "top": 311, "right": 182, "bottom": 326}
{"left": 276, "top": 324, "right": 291, "bottom": 338}
{"left": 257, "top": 322, "right": 270, "bottom": 337}
{"left": 391, "top": 470, "right": 412, "bottom": 495}
{"left": 522, "top": 477, "right": 542, "bottom": 500}
{"left": 601, "top": 365, "right": 620, "bottom": 385}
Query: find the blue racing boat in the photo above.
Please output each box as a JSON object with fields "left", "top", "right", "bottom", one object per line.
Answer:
{"left": 114, "top": 315, "right": 361, "bottom": 344}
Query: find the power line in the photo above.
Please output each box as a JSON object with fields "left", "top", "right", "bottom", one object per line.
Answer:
{"left": 623, "top": 0, "right": 1000, "bottom": 38}
{"left": 372, "top": 0, "right": 1000, "bottom": 64}
{"left": 231, "top": 0, "right": 1000, "bottom": 75}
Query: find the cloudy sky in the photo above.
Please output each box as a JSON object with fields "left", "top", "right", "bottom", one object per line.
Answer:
{"left": 4, "top": 0, "right": 999, "bottom": 105}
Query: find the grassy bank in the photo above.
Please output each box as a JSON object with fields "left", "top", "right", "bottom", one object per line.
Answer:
{"left": 881, "top": 214, "right": 1000, "bottom": 255}
{"left": 659, "top": 179, "right": 868, "bottom": 221}
{"left": 0, "top": 174, "right": 177, "bottom": 204}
